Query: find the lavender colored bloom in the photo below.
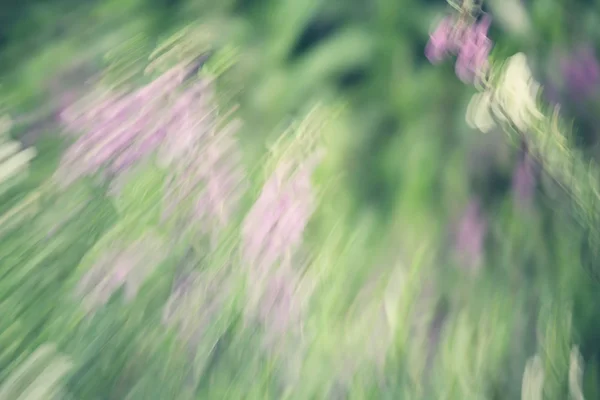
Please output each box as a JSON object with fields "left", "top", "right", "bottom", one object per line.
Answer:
{"left": 110, "top": 127, "right": 168, "bottom": 172}
{"left": 240, "top": 151, "right": 322, "bottom": 348}
{"left": 160, "top": 114, "right": 247, "bottom": 244}
{"left": 512, "top": 156, "right": 536, "bottom": 207}
{"left": 425, "top": 16, "right": 457, "bottom": 64}
{"left": 454, "top": 199, "right": 487, "bottom": 271}
{"left": 157, "top": 80, "right": 214, "bottom": 164}
{"left": 425, "top": 15, "right": 493, "bottom": 84}
{"left": 55, "top": 62, "right": 205, "bottom": 186}
{"left": 194, "top": 132, "right": 246, "bottom": 225}
{"left": 455, "top": 16, "right": 492, "bottom": 83}
{"left": 57, "top": 62, "right": 236, "bottom": 206}
{"left": 560, "top": 46, "right": 600, "bottom": 100}
{"left": 242, "top": 154, "right": 321, "bottom": 273}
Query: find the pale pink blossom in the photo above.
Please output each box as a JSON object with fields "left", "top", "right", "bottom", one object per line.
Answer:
{"left": 160, "top": 117, "right": 247, "bottom": 243}
{"left": 425, "top": 16, "right": 457, "bottom": 64}
{"left": 454, "top": 199, "right": 487, "bottom": 270}
{"left": 425, "top": 15, "right": 493, "bottom": 84}
{"left": 55, "top": 62, "right": 206, "bottom": 186}
{"left": 242, "top": 155, "right": 320, "bottom": 273}
{"left": 455, "top": 16, "right": 492, "bottom": 83}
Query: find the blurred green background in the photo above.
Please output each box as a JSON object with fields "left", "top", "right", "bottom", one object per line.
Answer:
{"left": 1, "top": 0, "right": 600, "bottom": 398}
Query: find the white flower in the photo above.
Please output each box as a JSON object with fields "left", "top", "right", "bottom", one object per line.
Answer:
{"left": 493, "top": 53, "right": 543, "bottom": 132}
{"left": 466, "top": 53, "right": 544, "bottom": 135}
{"left": 466, "top": 91, "right": 496, "bottom": 133}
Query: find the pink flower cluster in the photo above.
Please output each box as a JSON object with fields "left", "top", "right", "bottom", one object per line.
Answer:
{"left": 425, "top": 15, "right": 493, "bottom": 84}
{"left": 242, "top": 153, "right": 321, "bottom": 273}
{"left": 56, "top": 63, "right": 211, "bottom": 186}
{"left": 241, "top": 152, "right": 322, "bottom": 346}
{"left": 161, "top": 115, "right": 247, "bottom": 243}
{"left": 58, "top": 58, "right": 247, "bottom": 241}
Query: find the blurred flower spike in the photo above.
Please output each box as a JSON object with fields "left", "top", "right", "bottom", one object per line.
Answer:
{"left": 454, "top": 199, "right": 487, "bottom": 271}
{"left": 55, "top": 48, "right": 223, "bottom": 188}
{"left": 561, "top": 45, "right": 600, "bottom": 101}
{"left": 242, "top": 153, "right": 322, "bottom": 274}
{"left": 426, "top": 14, "right": 493, "bottom": 84}
{"left": 56, "top": 62, "right": 197, "bottom": 186}
{"left": 241, "top": 105, "right": 331, "bottom": 274}
{"left": 161, "top": 113, "right": 247, "bottom": 244}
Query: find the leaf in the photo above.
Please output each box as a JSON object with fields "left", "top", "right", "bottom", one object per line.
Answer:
{"left": 0, "top": 344, "right": 72, "bottom": 400}
{"left": 113, "top": 161, "right": 166, "bottom": 226}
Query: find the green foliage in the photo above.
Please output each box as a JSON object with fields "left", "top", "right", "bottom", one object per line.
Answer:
{"left": 0, "top": 344, "right": 72, "bottom": 400}
{"left": 2, "top": 0, "right": 600, "bottom": 398}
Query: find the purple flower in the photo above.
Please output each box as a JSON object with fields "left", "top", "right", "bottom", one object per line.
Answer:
{"left": 512, "top": 156, "right": 536, "bottom": 207}
{"left": 194, "top": 134, "right": 245, "bottom": 224}
{"left": 242, "top": 155, "right": 321, "bottom": 273}
{"left": 455, "top": 16, "right": 492, "bottom": 83}
{"left": 157, "top": 80, "right": 214, "bottom": 165}
{"left": 425, "top": 16, "right": 457, "bottom": 64}
{"left": 239, "top": 152, "right": 322, "bottom": 349}
{"left": 454, "top": 199, "right": 487, "bottom": 271}
{"left": 560, "top": 45, "right": 600, "bottom": 100}
{"left": 60, "top": 73, "right": 248, "bottom": 243}
{"left": 160, "top": 115, "right": 247, "bottom": 244}
{"left": 55, "top": 62, "right": 204, "bottom": 186}
{"left": 425, "top": 15, "right": 493, "bottom": 84}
